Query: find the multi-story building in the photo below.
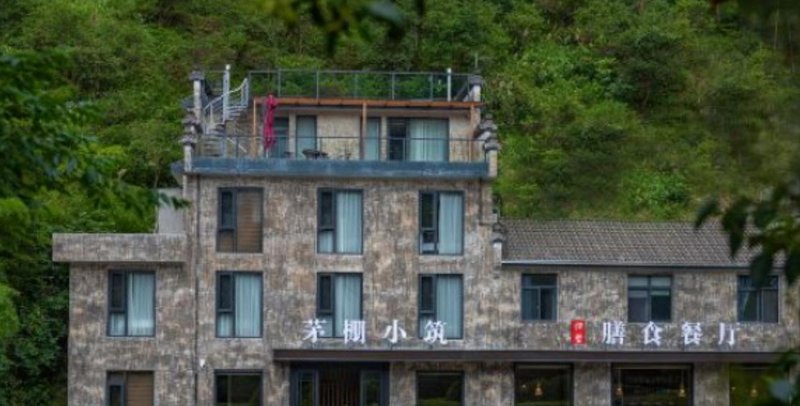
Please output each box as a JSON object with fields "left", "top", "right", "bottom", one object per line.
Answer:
{"left": 53, "top": 68, "right": 797, "bottom": 405}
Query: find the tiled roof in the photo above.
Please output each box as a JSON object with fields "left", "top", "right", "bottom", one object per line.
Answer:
{"left": 502, "top": 219, "right": 752, "bottom": 267}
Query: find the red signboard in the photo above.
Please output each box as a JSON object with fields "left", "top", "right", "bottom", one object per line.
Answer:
{"left": 570, "top": 319, "right": 586, "bottom": 345}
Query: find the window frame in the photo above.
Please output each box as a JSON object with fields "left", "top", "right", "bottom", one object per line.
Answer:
{"left": 415, "top": 371, "right": 464, "bottom": 406}
{"left": 363, "top": 116, "right": 382, "bottom": 160}
{"left": 216, "top": 187, "right": 264, "bottom": 253}
{"left": 386, "top": 117, "right": 450, "bottom": 162}
{"left": 417, "top": 274, "right": 464, "bottom": 339}
{"left": 214, "top": 370, "right": 263, "bottom": 406}
{"left": 521, "top": 274, "right": 558, "bottom": 322}
{"left": 627, "top": 275, "right": 672, "bottom": 323}
{"left": 316, "top": 188, "right": 364, "bottom": 255}
{"left": 106, "top": 371, "right": 154, "bottom": 406}
{"left": 737, "top": 275, "right": 780, "bottom": 323}
{"left": 215, "top": 271, "right": 264, "bottom": 338}
{"left": 295, "top": 115, "right": 318, "bottom": 155}
{"left": 107, "top": 270, "right": 156, "bottom": 338}
{"left": 316, "top": 272, "right": 364, "bottom": 338}
{"left": 418, "top": 190, "right": 465, "bottom": 256}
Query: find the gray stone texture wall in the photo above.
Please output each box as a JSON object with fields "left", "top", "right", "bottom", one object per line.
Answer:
{"left": 68, "top": 264, "right": 194, "bottom": 405}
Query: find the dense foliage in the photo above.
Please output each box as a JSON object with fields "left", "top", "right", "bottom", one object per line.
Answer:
{"left": 0, "top": 0, "right": 798, "bottom": 403}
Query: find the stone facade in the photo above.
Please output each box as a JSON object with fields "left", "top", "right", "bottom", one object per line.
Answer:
{"left": 55, "top": 84, "right": 798, "bottom": 405}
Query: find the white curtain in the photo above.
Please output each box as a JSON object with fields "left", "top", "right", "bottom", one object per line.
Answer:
{"left": 234, "top": 274, "right": 262, "bottom": 337}
{"left": 318, "top": 231, "right": 334, "bottom": 253}
{"left": 409, "top": 119, "right": 447, "bottom": 162}
{"left": 364, "top": 119, "right": 380, "bottom": 160}
{"left": 296, "top": 116, "right": 317, "bottom": 158}
{"left": 436, "top": 276, "right": 462, "bottom": 338}
{"left": 109, "top": 313, "right": 126, "bottom": 336}
{"left": 334, "top": 274, "right": 362, "bottom": 337}
{"left": 127, "top": 273, "right": 155, "bottom": 336}
{"left": 438, "top": 193, "right": 463, "bottom": 254}
{"left": 217, "top": 313, "right": 232, "bottom": 337}
{"left": 336, "top": 192, "right": 362, "bottom": 253}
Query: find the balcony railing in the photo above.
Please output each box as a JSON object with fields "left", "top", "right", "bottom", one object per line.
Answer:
{"left": 198, "top": 135, "right": 486, "bottom": 163}
{"left": 245, "top": 69, "right": 476, "bottom": 102}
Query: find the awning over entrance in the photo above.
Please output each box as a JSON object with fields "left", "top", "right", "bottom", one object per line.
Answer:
{"left": 273, "top": 349, "right": 778, "bottom": 363}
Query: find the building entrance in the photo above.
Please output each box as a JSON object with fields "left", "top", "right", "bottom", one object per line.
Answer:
{"left": 290, "top": 362, "right": 389, "bottom": 406}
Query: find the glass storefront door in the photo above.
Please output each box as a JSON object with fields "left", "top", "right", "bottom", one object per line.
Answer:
{"left": 612, "top": 365, "right": 692, "bottom": 406}
{"left": 291, "top": 362, "right": 388, "bottom": 406}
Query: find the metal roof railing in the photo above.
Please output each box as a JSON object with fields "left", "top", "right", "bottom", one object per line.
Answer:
{"left": 245, "top": 69, "right": 477, "bottom": 102}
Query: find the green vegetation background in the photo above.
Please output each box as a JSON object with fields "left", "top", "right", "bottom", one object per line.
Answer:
{"left": 1, "top": 0, "right": 799, "bottom": 403}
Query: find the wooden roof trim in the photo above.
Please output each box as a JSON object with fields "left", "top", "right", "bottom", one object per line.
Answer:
{"left": 255, "top": 97, "right": 480, "bottom": 109}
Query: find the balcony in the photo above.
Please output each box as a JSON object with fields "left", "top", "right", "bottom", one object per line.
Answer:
{"left": 184, "top": 68, "right": 496, "bottom": 180}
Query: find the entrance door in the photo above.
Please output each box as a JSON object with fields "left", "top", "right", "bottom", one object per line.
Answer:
{"left": 291, "top": 363, "right": 389, "bottom": 406}
{"left": 612, "top": 365, "right": 692, "bottom": 406}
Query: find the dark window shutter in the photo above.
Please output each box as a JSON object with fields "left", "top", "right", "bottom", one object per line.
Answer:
{"left": 420, "top": 276, "right": 435, "bottom": 313}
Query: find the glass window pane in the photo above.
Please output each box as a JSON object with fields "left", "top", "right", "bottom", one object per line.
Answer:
{"left": 650, "top": 276, "right": 672, "bottom": 288}
{"left": 235, "top": 190, "right": 262, "bottom": 253}
{"left": 109, "top": 385, "right": 124, "bottom": 406}
{"left": 319, "top": 192, "right": 334, "bottom": 228}
{"left": 219, "top": 191, "right": 235, "bottom": 229}
{"left": 127, "top": 273, "right": 155, "bottom": 336}
{"left": 298, "top": 372, "right": 316, "bottom": 406}
{"left": 318, "top": 275, "right": 332, "bottom": 312}
{"left": 216, "top": 374, "right": 229, "bottom": 404}
{"left": 364, "top": 118, "right": 381, "bottom": 161}
{"left": 521, "top": 289, "right": 537, "bottom": 320}
{"left": 420, "top": 277, "right": 434, "bottom": 312}
{"left": 296, "top": 116, "right": 317, "bottom": 157}
{"left": 234, "top": 274, "right": 262, "bottom": 337}
{"left": 436, "top": 275, "right": 462, "bottom": 338}
{"left": 227, "top": 374, "right": 261, "bottom": 406}
{"left": 437, "top": 193, "right": 463, "bottom": 255}
{"left": 218, "top": 274, "right": 233, "bottom": 311}
{"left": 526, "top": 275, "right": 557, "bottom": 287}
{"left": 110, "top": 272, "right": 125, "bottom": 310}
{"left": 628, "top": 294, "right": 648, "bottom": 322}
{"left": 417, "top": 372, "right": 462, "bottom": 406}
{"left": 738, "top": 291, "right": 758, "bottom": 322}
{"left": 217, "top": 313, "right": 232, "bottom": 337}
{"left": 333, "top": 274, "right": 362, "bottom": 337}
{"left": 126, "top": 372, "right": 154, "bottom": 406}
{"left": 361, "top": 371, "right": 382, "bottom": 406}
{"left": 109, "top": 313, "right": 126, "bottom": 336}
{"left": 335, "top": 191, "right": 362, "bottom": 254}
{"left": 515, "top": 367, "right": 571, "bottom": 405}
{"left": 650, "top": 293, "right": 671, "bottom": 321}
{"left": 613, "top": 368, "right": 691, "bottom": 406}
{"left": 541, "top": 288, "right": 556, "bottom": 321}
{"left": 628, "top": 276, "right": 648, "bottom": 288}
{"left": 420, "top": 193, "right": 435, "bottom": 229}
{"left": 762, "top": 290, "right": 779, "bottom": 323}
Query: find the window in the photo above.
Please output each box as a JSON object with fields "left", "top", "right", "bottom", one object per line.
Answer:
{"left": 216, "top": 272, "right": 263, "bottom": 338}
{"left": 419, "top": 191, "right": 463, "bottom": 255}
{"left": 317, "top": 273, "right": 363, "bottom": 338}
{"left": 290, "top": 364, "right": 389, "bottom": 406}
{"left": 387, "top": 118, "right": 448, "bottom": 162}
{"left": 730, "top": 365, "right": 776, "bottom": 405}
{"left": 515, "top": 365, "right": 572, "bottom": 405}
{"left": 107, "top": 371, "right": 154, "bottom": 406}
{"left": 217, "top": 188, "right": 263, "bottom": 253}
{"left": 215, "top": 372, "right": 261, "bottom": 406}
{"left": 737, "top": 276, "right": 779, "bottom": 323}
{"left": 317, "top": 189, "right": 363, "bottom": 254}
{"left": 612, "top": 366, "right": 691, "bottom": 406}
{"left": 627, "top": 276, "right": 671, "bottom": 322}
{"left": 418, "top": 274, "right": 463, "bottom": 339}
{"left": 108, "top": 271, "right": 155, "bottom": 337}
{"left": 364, "top": 118, "right": 381, "bottom": 160}
{"left": 296, "top": 116, "right": 317, "bottom": 158}
{"left": 417, "top": 372, "right": 463, "bottom": 406}
{"left": 521, "top": 275, "right": 557, "bottom": 321}
{"left": 266, "top": 117, "right": 289, "bottom": 158}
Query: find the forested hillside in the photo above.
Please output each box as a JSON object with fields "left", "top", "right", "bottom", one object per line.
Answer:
{"left": 1, "top": 0, "right": 798, "bottom": 403}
